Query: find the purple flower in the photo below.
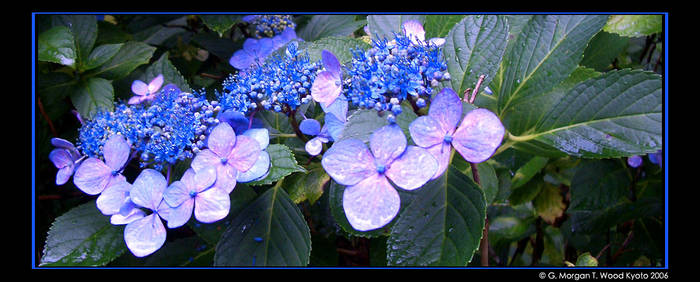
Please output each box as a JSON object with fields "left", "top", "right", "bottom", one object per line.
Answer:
{"left": 409, "top": 88, "right": 505, "bottom": 179}
{"left": 129, "top": 74, "right": 163, "bottom": 105}
{"left": 627, "top": 155, "right": 643, "bottom": 168}
{"left": 236, "top": 128, "right": 271, "bottom": 183}
{"left": 49, "top": 138, "right": 83, "bottom": 185}
{"left": 648, "top": 150, "right": 662, "bottom": 167}
{"left": 191, "top": 122, "right": 262, "bottom": 193}
{"left": 311, "top": 50, "right": 342, "bottom": 108}
{"left": 163, "top": 167, "right": 230, "bottom": 228}
{"left": 401, "top": 20, "right": 444, "bottom": 46}
{"left": 300, "top": 95, "right": 348, "bottom": 156}
{"left": 272, "top": 27, "right": 299, "bottom": 50}
{"left": 123, "top": 169, "right": 172, "bottom": 257}
{"left": 229, "top": 38, "right": 274, "bottom": 70}
{"left": 321, "top": 124, "right": 438, "bottom": 231}
{"left": 73, "top": 134, "right": 131, "bottom": 195}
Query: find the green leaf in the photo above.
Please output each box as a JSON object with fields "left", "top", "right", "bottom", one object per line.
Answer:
{"left": 298, "top": 15, "right": 366, "bottom": 41}
{"left": 509, "top": 173, "right": 544, "bottom": 206}
{"left": 442, "top": 15, "right": 509, "bottom": 98}
{"left": 214, "top": 185, "right": 311, "bottom": 266}
{"left": 247, "top": 144, "right": 306, "bottom": 186}
{"left": 533, "top": 182, "right": 566, "bottom": 224}
{"left": 82, "top": 43, "right": 123, "bottom": 71}
{"left": 298, "top": 36, "right": 371, "bottom": 64}
{"left": 575, "top": 252, "right": 598, "bottom": 266}
{"left": 469, "top": 162, "right": 499, "bottom": 205}
{"left": 201, "top": 15, "right": 241, "bottom": 37}
{"left": 581, "top": 31, "right": 630, "bottom": 71}
{"left": 37, "top": 72, "right": 78, "bottom": 120}
{"left": 191, "top": 31, "right": 240, "bottom": 60}
{"left": 284, "top": 163, "right": 330, "bottom": 205}
{"left": 87, "top": 41, "right": 156, "bottom": 80}
{"left": 510, "top": 69, "right": 662, "bottom": 158}
{"left": 38, "top": 26, "right": 77, "bottom": 68}
{"left": 140, "top": 52, "right": 191, "bottom": 92}
{"left": 386, "top": 164, "right": 486, "bottom": 266}
{"left": 511, "top": 156, "right": 549, "bottom": 189}
{"left": 367, "top": 15, "right": 425, "bottom": 40}
{"left": 40, "top": 201, "right": 126, "bottom": 266}
{"left": 189, "top": 184, "right": 258, "bottom": 246}
{"left": 488, "top": 216, "right": 536, "bottom": 248}
{"left": 568, "top": 160, "right": 629, "bottom": 212}
{"left": 424, "top": 15, "right": 465, "bottom": 38}
{"left": 95, "top": 21, "right": 133, "bottom": 45}
{"left": 132, "top": 16, "right": 187, "bottom": 46}
{"left": 143, "top": 237, "right": 210, "bottom": 266}
{"left": 497, "top": 15, "right": 608, "bottom": 126}
{"left": 70, "top": 77, "right": 114, "bottom": 120}
{"left": 337, "top": 109, "right": 387, "bottom": 143}
{"left": 604, "top": 15, "right": 662, "bottom": 37}
{"left": 52, "top": 15, "right": 97, "bottom": 67}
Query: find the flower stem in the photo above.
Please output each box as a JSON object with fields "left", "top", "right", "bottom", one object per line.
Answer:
{"left": 470, "top": 162, "right": 489, "bottom": 266}
{"left": 37, "top": 96, "right": 58, "bottom": 137}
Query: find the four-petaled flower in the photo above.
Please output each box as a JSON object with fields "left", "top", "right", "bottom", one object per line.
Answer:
{"left": 123, "top": 169, "right": 172, "bottom": 257}
{"left": 49, "top": 138, "right": 84, "bottom": 185}
{"left": 164, "top": 167, "right": 230, "bottom": 228}
{"left": 191, "top": 122, "right": 262, "bottom": 193}
{"left": 73, "top": 134, "right": 131, "bottom": 195}
{"left": 300, "top": 95, "right": 348, "bottom": 156}
{"left": 311, "top": 50, "right": 343, "bottom": 108}
{"left": 229, "top": 38, "right": 274, "bottom": 70}
{"left": 129, "top": 74, "right": 163, "bottom": 105}
{"left": 322, "top": 124, "right": 438, "bottom": 231}
{"left": 409, "top": 88, "right": 505, "bottom": 179}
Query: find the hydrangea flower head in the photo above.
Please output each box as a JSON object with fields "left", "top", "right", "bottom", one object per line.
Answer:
{"left": 627, "top": 155, "right": 643, "bottom": 168}
{"left": 244, "top": 15, "right": 296, "bottom": 38}
{"left": 123, "top": 169, "right": 172, "bottom": 257}
{"left": 129, "top": 74, "right": 163, "bottom": 105}
{"left": 409, "top": 88, "right": 505, "bottom": 179}
{"left": 191, "top": 122, "right": 262, "bottom": 193}
{"left": 164, "top": 167, "right": 230, "bottom": 228}
{"left": 49, "top": 138, "right": 83, "bottom": 185}
{"left": 311, "top": 50, "right": 343, "bottom": 108}
{"left": 229, "top": 37, "right": 274, "bottom": 70}
{"left": 77, "top": 103, "right": 145, "bottom": 159}
{"left": 321, "top": 124, "right": 438, "bottom": 231}
{"left": 73, "top": 134, "right": 131, "bottom": 195}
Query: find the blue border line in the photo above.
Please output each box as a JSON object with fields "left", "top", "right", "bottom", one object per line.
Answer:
{"left": 31, "top": 12, "right": 669, "bottom": 270}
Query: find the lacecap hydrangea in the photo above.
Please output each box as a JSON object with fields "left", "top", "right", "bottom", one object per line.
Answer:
{"left": 242, "top": 14, "right": 296, "bottom": 38}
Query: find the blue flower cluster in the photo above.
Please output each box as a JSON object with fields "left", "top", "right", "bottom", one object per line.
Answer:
{"left": 242, "top": 15, "right": 296, "bottom": 38}
{"left": 220, "top": 42, "right": 320, "bottom": 115}
{"left": 76, "top": 85, "right": 220, "bottom": 170}
{"left": 343, "top": 30, "right": 449, "bottom": 118}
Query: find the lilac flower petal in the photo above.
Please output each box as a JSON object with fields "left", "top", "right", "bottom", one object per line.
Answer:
{"left": 385, "top": 146, "right": 438, "bottom": 190}
{"left": 56, "top": 166, "right": 73, "bottom": 185}
{"left": 305, "top": 137, "right": 324, "bottom": 156}
{"left": 148, "top": 74, "right": 164, "bottom": 94}
{"left": 165, "top": 199, "right": 193, "bottom": 228}
{"left": 242, "top": 15, "right": 258, "bottom": 22}
{"left": 131, "top": 80, "right": 148, "bottom": 96}
{"left": 369, "top": 124, "right": 407, "bottom": 166}
{"left": 229, "top": 49, "right": 255, "bottom": 70}
{"left": 321, "top": 139, "right": 376, "bottom": 186}
{"left": 128, "top": 95, "right": 145, "bottom": 105}
{"left": 428, "top": 88, "right": 463, "bottom": 133}
{"left": 321, "top": 50, "right": 341, "bottom": 76}
{"left": 156, "top": 199, "right": 173, "bottom": 222}
{"left": 311, "top": 71, "right": 342, "bottom": 107}
{"left": 242, "top": 128, "right": 269, "bottom": 150}
{"left": 130, "top": 169, "right": 167, "bottom": 210}
{"left": 237, "top": 151, "right": 270, "bottom": 183}
{"left": 216, "top": 164, "right": 238, "bottom": 194}
{"left": 49, "top": 148, "right": 73, "bottom": 169}
{"left": 426, "top": 142, "right": 452, "bottom": 180}
{"left": 191, "top": 149, "right": 221, "bottom": 174}
{"left": 320, "top": 94, "right": 348, "bottom": 122}
{"left": 194, "top": 187, "right": 230, "bottom": 223}
{"left": 103, "top": 134, "right": 130, "bottom": 171}
{"left": 300, "top": 119, "right": 321, "bottom": 136}
{"left": 228, "top": 135, "right": 261, "bottom": 173}
{"left": 207, "top": 122, "right": 237, "bottom": 158}
{"left": 193, "top": 166, "right": 217, "bottom": 192}
{"left": 402, "top": 20, "right": 425, "bottom": 43}
{"left": 218, "top": 110, "right": 250, "bottom": 134}
{"left": 408, "top": 115, "right": 444, "bottom": 148}
{"left": 162, "top": 83, "right": 180, "bottom": 94}
{"left": 164, "top": 180, "right": 192, "bottom": 208}
{"left": 119, "top": 196, "right": 136, "bottom": 216}
{"left": 51, "top": 138, "right": 76, "bottom": 151}
{"left": 124, "top": 214, "right": 167, "bottom": 257}
{"left": 110, "top": 207, "right": 145, "bottom": 225}
{"left": 452, "top": 108, "right": 505, "bottom": 163}
{"left": 324, "top": 114, "right": 345, "bottom": 141}
{"left": 627, "top": 155, "right": 643, "bottom": 168}
{"left": 73, "top": 158, "right": 112, "bottom": 195}
{"left": 255, "top": 38, "right": 274, "bottom": 58}
{"left": 428, "top": 37, "right": 445, "bottom": 46}
{"left": 342, "top": 174, "right": 400, "bottom": 231}
{"left": 96, "top": 178, "right": 131, "bottom": 215}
